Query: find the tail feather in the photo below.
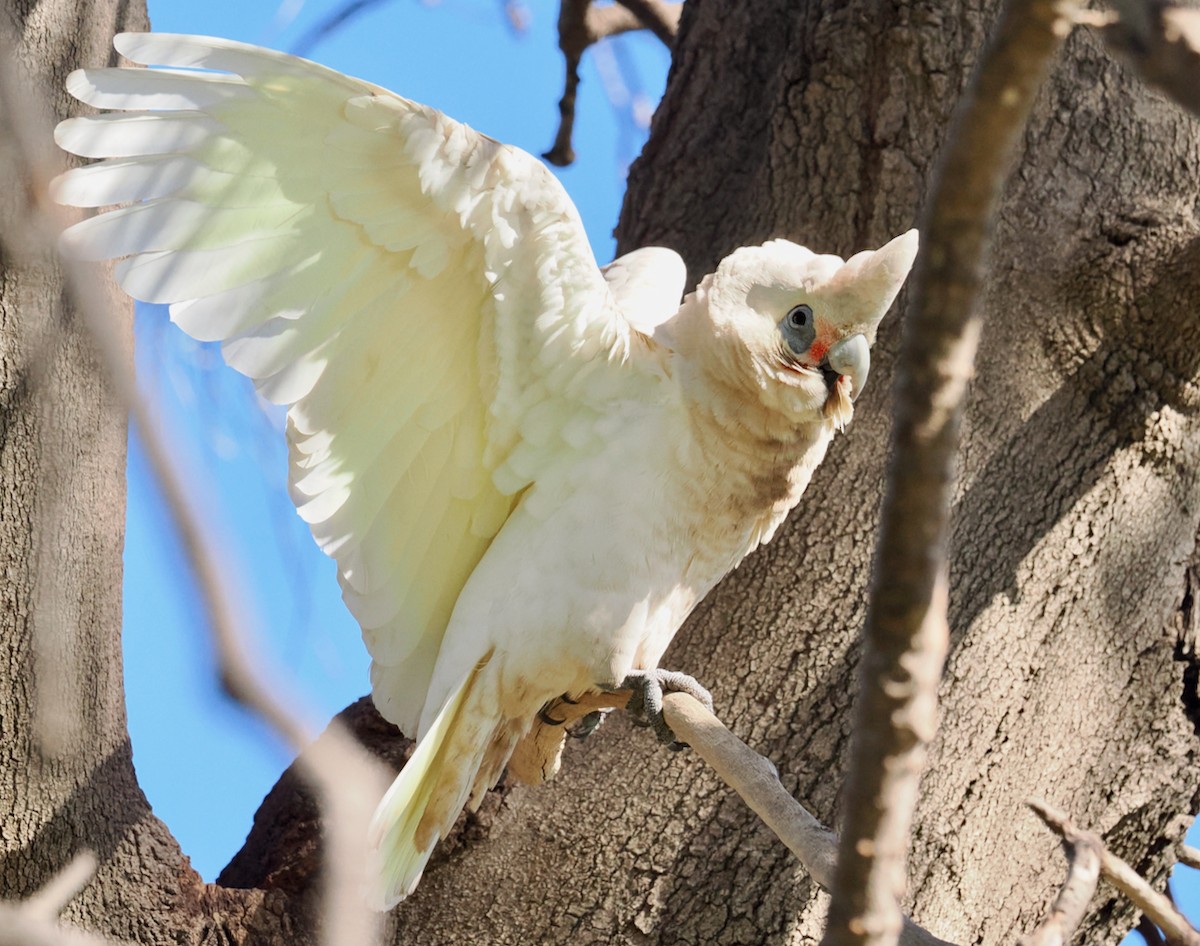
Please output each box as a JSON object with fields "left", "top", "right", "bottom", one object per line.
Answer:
{"left": 469, "top": 721, "right": 522, "bottom": 809}
{"left": 368, "top": 660, "right": 490, "bottom": 908}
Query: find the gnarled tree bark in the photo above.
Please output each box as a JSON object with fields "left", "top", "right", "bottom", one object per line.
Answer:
{"left": 2, "top": 0, "right": 1198, "bottom": 944}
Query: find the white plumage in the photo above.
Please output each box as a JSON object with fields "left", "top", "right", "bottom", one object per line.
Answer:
{"left": 54, "top": 33, "right": 918, "bottom": 907}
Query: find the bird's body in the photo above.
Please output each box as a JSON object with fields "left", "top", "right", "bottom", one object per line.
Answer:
{"left": 430, "top": 357, "right": 831, "bottom": 720}
{"left": 54, "top": 32, "right": 917, "bottom": 907}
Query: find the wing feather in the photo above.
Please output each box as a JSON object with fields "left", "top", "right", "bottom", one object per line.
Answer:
{"left": 55, "top": 32, "right": 659, "bottom": 736}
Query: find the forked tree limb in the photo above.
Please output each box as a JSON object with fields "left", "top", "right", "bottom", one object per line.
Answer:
{"left": 1030, "top": 802, "right": 1200, "bottom": 946}
{"left": 613, "top": 0, "right": 680, "bottom": 45}
{"left": 1020, "top": 802, "right": 1102, "bottom": 946}
{"left": 1179, "top": 845, "right": 1200, "bottom": 872}
{"left": 819, "top": 2, "right": 1081, "bottom": 946}
{"left": 544, "top": 0, "right": 680, "bottom": 166}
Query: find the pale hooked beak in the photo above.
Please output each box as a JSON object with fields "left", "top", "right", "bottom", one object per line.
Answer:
{"left": 825, "top": 334, "right": 870, "bottom": 400}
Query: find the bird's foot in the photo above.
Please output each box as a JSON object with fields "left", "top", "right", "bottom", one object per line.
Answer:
{"left": 622, "top": 669, "right": 713, "bottom": 752}
{"left": 567, "top": 710, "right": 607, "bottom": 740}
{"left": 537, "top": 695, "right": 609, "bottom": 740}
{"left": 537, "top": 703, "right": 566, "bottom": 726}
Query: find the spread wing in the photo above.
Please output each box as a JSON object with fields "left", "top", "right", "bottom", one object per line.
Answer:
{"left": 55, "top": 32, "right": 660, "bottom": 736}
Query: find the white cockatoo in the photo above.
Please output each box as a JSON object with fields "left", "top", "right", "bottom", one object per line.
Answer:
{"left": 53, "top": 33, "right": 918, "bottom": 908}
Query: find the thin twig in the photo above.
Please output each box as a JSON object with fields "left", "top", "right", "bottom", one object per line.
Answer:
{"left": 820, "top": 3, "right": 1080, "bottom": 946}
{"left": 290, "top": 0, "right": 395, "bottom": 57}
{"left": 0, "top": 909, "right": 111, "bottom": 946}
{"left": 661, "top": 694, "right": 955, "bottom": 946}
{"left": 1097, "top": 1, "right": 1200, "bottom": 118}
{"left": 544, "top": 0, "right": 680, "bottom": 166}
{"left": 1021, "top": 801, "right": 1102, "bottom": 946}
{"left": 1179, "top": 846, "right": 1200, "bottom": 872}
{"left": 1141, "top": 916, "right": 1171, "bottom": 946}
{"left": 60, "top": 195, "right": 388, "bottom": 946}
{"left": 1031, "top": 802, "right": 1200, "bottom": 946}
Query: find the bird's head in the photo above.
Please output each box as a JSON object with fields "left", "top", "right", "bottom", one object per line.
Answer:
{"left": 668, "top": 230, "right": 918, "bottom": 433}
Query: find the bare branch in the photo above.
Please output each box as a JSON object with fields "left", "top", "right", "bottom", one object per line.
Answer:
{"left": 613, "top": 0, "right": 681, "bottom": 45}
{"left": 820, "top": 3, "right": 1080, "bottom": 946}
{"left": 1021, "top": 802, "right": 1102, "bottom": 946}
{"left": 0, "top": 908, "right": 111, "bottom": 946}
{"left": 661, "top": 693, "right": 955, "bottom": 946}
{"left": 1179, "top": 845, "right": 1200, "bottom": 871}
{"left": 500, "top": 0, "right": 531, "bottom": 34}
{"left": 61, "top": 239, "right": 389, "bottom": 946}
{"left": 290, "top": 0, "right": 395, "bottom": 57}
{"left": 1096, "top": 1, "right": 1200, "bottom": 118}
{"left": 544, "top": 0, "right": 680, "bottom": 166}
{"left": 1031, "top": 802, "right": 1200, "bottom": 946}
{"left": 1141, "top": 916, "right": 1171, "bottom": 946}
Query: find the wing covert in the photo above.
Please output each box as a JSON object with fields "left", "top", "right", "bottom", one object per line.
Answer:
{"left": 54, "top": 32, "right": 657, "bottom": 735}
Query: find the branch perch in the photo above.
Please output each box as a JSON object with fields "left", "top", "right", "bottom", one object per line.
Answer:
{"left": 821, "top": 3, "right": 1079, "bottom": 946}
{"left": 661, "top": 693, "right": 955, "bottom": 946}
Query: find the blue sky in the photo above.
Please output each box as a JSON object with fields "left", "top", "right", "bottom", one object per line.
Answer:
{"left": 122, "top": 0, "right": 1196, "bottom": 936}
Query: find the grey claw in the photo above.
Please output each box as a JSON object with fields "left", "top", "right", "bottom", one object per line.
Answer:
{"left": 567, "top": 710, "right": 607, "bottom": 739}
{"left": 537, "top": 704, "right": 566, "bottom": 726}
{"left": 622, "top": 668, "right": 713, "bottom": 751}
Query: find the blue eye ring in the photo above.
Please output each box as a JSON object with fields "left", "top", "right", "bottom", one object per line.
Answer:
{"left": 786, "top": 304, "right": 812, "bottom": 330}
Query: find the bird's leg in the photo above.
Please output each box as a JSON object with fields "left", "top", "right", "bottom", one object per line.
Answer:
{"left": 622, "top": 669, "right": 714, "bottom": 751}
{"left": 567, "top": 710, "right": 607, "bottom": 739}
{"left": 537, "top": 692, "right": 597, "bottom": 728}
{"left": 537, "top": 702, "right": 567, "bottom": 726}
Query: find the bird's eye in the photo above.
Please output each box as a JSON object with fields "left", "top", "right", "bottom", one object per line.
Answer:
{"left": 787, "top": 304, "right": 812, "bottom": 329}
{"left": 779, "top": 303, "right": 816, "bottom": 355}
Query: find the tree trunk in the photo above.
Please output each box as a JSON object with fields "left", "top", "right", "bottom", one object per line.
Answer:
{"left": 4, "top": 0, "right": 1198, "bottom": 945}
{"left": 0, "top": 1, "right": 249, "bottom": 941}
{"left": 388, "top": 1, "right": 1200, "bottom": 943}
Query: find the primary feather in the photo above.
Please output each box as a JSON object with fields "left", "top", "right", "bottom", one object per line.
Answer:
{"left": 55, "top": 32, "right": 918, "bottom": 907}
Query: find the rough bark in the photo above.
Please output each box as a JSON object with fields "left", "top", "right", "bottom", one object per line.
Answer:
{"left": 0, "top": 1, "right": 266, "bottom": 942}
{"left": 386, "top": 1, "right": 1200, "bottom": 943}
{"left": 3, "top": 0, "right": 1199, "bottom": 945}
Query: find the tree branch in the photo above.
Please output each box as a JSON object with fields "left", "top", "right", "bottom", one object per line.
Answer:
{"left": 1096, "top": 1, "right": 1200, "bottom": 118}
{"left": 543, "top": 0, "right": 680, "bottom": 166}
{"left": 290, "top": 0, "right": 394, "bottom": 57}
{"left": 820, "top": 3, "right": 1079, "bottom": 946}
{"left": 613, "top": 0, "right": 681, "bottom": 45}
{"left": 661, "top": 693, "right": 955, "bottom": 946}
{"left": 1179, "top": 845, "right": 1200, "bottom": 872}
{"left": 1031, "top": 802, "right": 1200, "bottom": 946}
{"left": 1020, "top": 801, "right": 1102, "bottom": 946}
